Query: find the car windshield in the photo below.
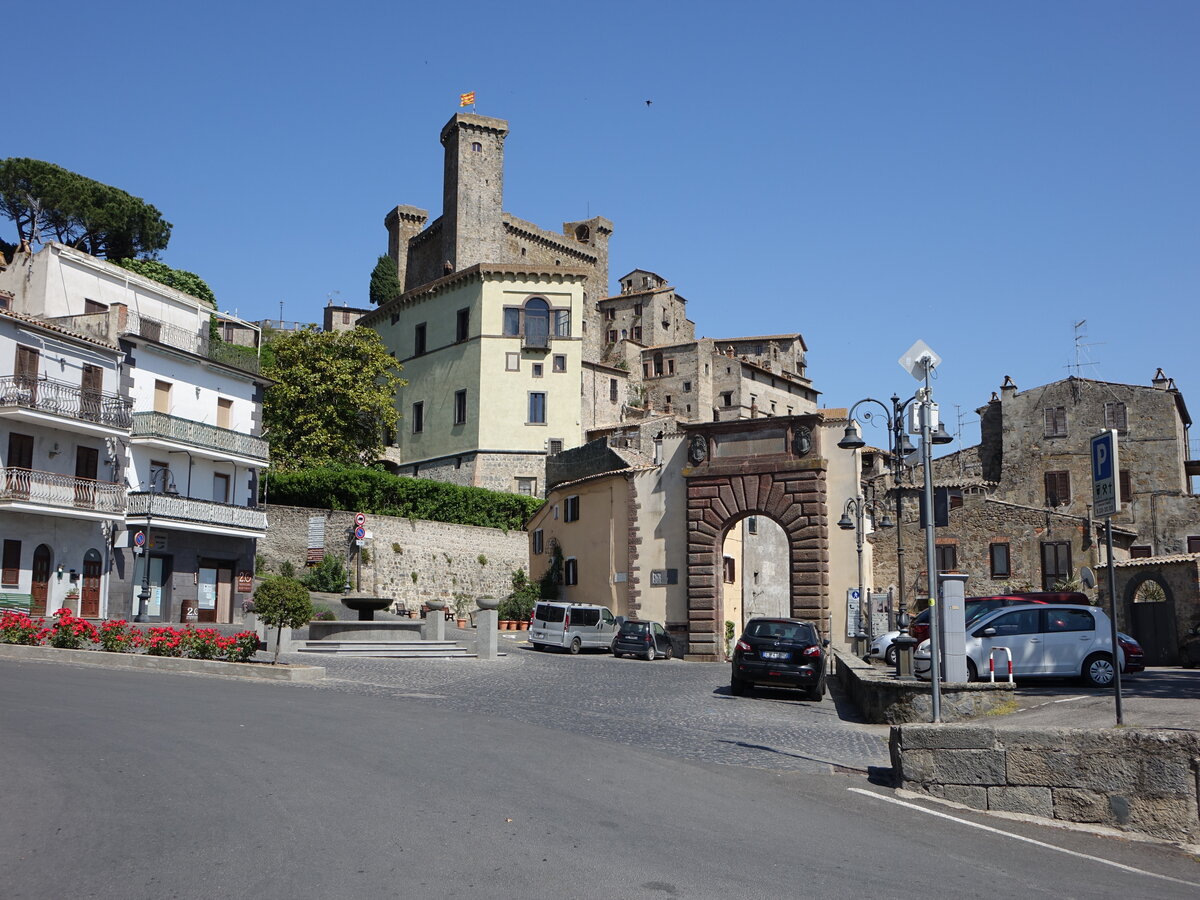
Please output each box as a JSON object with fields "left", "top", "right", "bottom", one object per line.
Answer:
{"left": 746, "top": 621, "right": 816, "bottom": 643}
{"left": 620, "top": 622, "right": 649, "bottom": 634}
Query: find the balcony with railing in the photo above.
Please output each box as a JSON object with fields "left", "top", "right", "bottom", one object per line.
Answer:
{"left": 127, "top": 492, "right": 267, "bottom": 535}
{"left": 1, "top": 468, "right": 126, "bottom": 517}
{"left": 51, "top": 306, "right": 261, "bottom": 376}
{"left": 0, "top": 375, "right": 133, "bottom": 431}
{"left": 131, "top": 411, "right": 269, "bottom": 463}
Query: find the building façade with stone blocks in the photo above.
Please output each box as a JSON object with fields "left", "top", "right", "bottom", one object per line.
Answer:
{"left": 365, "top": 111, "right": 826, "bottom": 500}
{"left": 866, "top": 369, "right": 1200, "bottom": 664}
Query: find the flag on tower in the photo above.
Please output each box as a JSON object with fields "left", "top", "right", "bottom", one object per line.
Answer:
{"left": 459, "top": 91, "right": 476, "bottom": 107}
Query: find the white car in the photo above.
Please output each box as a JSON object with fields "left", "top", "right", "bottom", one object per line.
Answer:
{"left": 912, "top": 604, "right": 1123, "bottom": 686}
{"left": 867, "top": 630, "right": 901, "bottom": 665}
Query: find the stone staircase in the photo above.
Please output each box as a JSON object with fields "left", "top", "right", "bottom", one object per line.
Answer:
{"left": 297, "top": 640, "right": 475, "bottom": 658}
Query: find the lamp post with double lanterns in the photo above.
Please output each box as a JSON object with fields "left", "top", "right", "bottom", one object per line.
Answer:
{"left": 837, "top": 493, "right": 892, "bottom": 655}
{"left": 837, "top": 393, "right": 953, "bottom": 677}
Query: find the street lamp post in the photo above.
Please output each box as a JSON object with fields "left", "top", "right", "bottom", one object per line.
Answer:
{"left": 838, "top": 347, "right": 953, "bottom": 718}
{"left": 838, "top": 494, "right": 892, "bottom": 653}
{"left": 134, "top": 478, "right": 155, "bottom": 623}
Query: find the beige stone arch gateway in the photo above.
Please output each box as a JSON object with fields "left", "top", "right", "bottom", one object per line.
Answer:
{"left": 682, "top": 416, "right": 831, "bottom": 661}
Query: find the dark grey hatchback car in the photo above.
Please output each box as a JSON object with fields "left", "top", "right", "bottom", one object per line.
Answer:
{"left": 612, "top": 620, "right": 674, "bottom": 660}
{"left": 731, "top": 617, "right": 828, "bottom": 701}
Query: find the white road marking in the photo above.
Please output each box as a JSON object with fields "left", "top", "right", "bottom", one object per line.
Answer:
{"left": 847, "top": 787, "right": 1200, "bottom": 889}
{"left": 1052, "top": 696, "right": 1084, "bottom": 703}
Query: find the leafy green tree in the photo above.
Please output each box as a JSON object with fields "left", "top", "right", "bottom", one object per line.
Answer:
{"left": 251, "top": 576, "right": 314, "bottom": 663}
{"left": 369, "top": 254, "right": 402, "bottom": 306}
{"left": 0, "top": 158, "right": 171, "bottom": 259}
{"left": 263, "top": 328, "right": 404, "bottom": 470}
{"left": 113, "top": 258, "right": 216, "bottom": 308}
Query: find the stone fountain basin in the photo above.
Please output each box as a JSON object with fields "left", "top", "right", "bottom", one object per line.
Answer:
{"left": 341, "top": 597, "right": 394, "bottom": 621}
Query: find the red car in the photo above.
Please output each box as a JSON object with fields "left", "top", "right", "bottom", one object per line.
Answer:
{"left": 909, "top": 592, "right": 1090, "bottom": 644}
{"left": 1117, "top": 632, "right": 1145, "bottom": 673}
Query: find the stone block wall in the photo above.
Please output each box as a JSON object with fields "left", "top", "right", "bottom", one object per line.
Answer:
{"left": 259, "top": 505, "right": 530, "bottom": 614}
{"left": 833, "top": 651, "right": 1015, "bottom": 724}
{"left": 891, "top": 724, "right": 1200, "bottom": 842}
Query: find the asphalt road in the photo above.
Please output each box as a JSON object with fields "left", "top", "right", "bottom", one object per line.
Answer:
{"left": 2, "top": 654, "right": 1199, "bottom": 899}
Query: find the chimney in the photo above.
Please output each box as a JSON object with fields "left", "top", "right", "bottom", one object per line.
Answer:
{"left": 1152, "top": 368, "right": 1170, "bottom": 390}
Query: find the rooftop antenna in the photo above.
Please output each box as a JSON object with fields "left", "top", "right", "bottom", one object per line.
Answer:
{"left": 1066, "top": 319, "right": 1102, "bottom": 377}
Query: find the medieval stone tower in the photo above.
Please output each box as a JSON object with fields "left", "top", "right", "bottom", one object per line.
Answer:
{"left": 383, "top": 112, "right": 612, "bottom": 338}
{"left": 440, "top": 114, "right": 508, "bottom": 273}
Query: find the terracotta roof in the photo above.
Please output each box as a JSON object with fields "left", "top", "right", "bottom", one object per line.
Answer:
{"left": 1114, "top": 553, "right": 1200, "bottom": 567}
{"left": 0, "top": 307, "right": 121, "bottom": 351}
{"left": 547, "top": 464, "right": 659, "bottom": 495}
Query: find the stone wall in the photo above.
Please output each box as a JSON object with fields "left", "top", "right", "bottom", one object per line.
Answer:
{"left": 891, "top": 724, "right": 1200, "bottom": 843}
{"left": 834, "top": 651, "right": 1015, "bottom": 724}
{"left": 867, "top": 494, "right": 1135, "bottom": 609}
{"left": 259, "top": 505, "right": 529, "bottom": 614}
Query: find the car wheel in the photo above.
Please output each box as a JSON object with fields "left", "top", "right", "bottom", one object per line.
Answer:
{"left": 806, "top": 680, "right": 824, "bottom": 702}
{"left": 663, "top": 644, "right": 674, "bottom": 660}
{"left": 1082, "top": 652, "right": 1116, "bottom": 687}
{"left": 965, "top": 658, "right": 978, "bottom": 682}
{"left": 885, "top": 644, "right": 898, "bottom": 666}
{"left": 568, "top": 637, "right": 582, "bottom": 655}
{"left": 730, "top": 675, "right": 748, "bottom": 696}
{"left": 646, "top": 645, "right": 657, "bottom": 661}
{"left": 611, "top": 640, "right": 619, "bottom": 655}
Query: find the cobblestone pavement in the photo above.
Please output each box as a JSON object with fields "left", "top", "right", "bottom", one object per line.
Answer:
{"left": 279, "top": 633, "right": 891, "bottom": 774}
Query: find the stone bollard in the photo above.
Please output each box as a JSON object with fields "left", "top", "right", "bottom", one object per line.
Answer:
{"left": 475, "top": 608, "right": 499, "bottom": 659}
{"left": 423, "top": 601, "right": 447, "bottom": 641}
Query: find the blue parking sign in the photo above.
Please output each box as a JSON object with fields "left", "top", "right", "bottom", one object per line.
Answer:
{"left": 1091, "top": 430, "right": 1119, "bottom": 517}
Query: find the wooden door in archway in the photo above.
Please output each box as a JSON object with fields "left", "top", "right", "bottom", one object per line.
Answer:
{"left": 31, "top": 545, "right": 51, "bottom": 615}
{"left": 80, "top": 550, "right": 102, "bottom": 618}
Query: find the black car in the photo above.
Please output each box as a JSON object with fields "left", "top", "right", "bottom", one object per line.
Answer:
{"left": 612, "top": 620, "right": 674, "bottom": 660}
{"left": 730, "top": 617, "right": 828, "bottom": 701}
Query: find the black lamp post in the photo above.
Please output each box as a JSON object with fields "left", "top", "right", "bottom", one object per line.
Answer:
{"left": 838, "top": 395, "right": 951, "bottom": 675}
{"left": 134, "top": 477, "right": 155, "bottom": 623}
{"left": 837, "top": 494, "right": 892, "bottom": 652}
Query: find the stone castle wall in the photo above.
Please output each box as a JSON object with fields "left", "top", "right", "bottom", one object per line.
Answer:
{"left": 259, "top": 504, "right": 530, "bottom": 614}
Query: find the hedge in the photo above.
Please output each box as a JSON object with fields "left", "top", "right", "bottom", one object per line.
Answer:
{"left": 263, "top": 466, "right": 543, "bottom": 530}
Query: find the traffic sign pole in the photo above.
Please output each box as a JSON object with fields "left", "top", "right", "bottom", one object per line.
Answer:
{"left": 1092, "top": 430, "right": 1123, "bottom": 726}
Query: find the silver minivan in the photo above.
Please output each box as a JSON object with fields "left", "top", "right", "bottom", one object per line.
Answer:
{"left": 529, "top": 602, "right": 619, "bottom": 654}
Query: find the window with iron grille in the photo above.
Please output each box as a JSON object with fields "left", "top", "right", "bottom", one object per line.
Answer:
{"left": 1040, "top": 541, "right": 1072, "bottom": 591}
{"left": 1043, "top": 407, "right": 1067, "bottom": 438}
{"left": 1044, "top": 471, "right": 1070, "bottom": 506}
{"left": 547, "top": 438, "right": 564, "bottom": 455}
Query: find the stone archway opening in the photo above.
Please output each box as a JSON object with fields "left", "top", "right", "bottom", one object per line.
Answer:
{"left": 683, "top": 416, "right": 830, "bottom": 661}
{"left": 719, "top": 514, "right": 790, "bottom": 649}
{"left": 1125, "top": 572, "right": 1177, "bottom": 666}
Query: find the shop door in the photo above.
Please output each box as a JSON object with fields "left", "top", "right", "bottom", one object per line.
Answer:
{"left": 81, "top": 550, "right": 102, "bottom": 618}
{"left": 31, "top": 545, "right": 51, "bottom": 615}
{"left": 196, "top": 566, "right": 219, "bottom": 623}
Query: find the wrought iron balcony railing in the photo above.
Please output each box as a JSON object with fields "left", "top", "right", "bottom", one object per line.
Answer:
{"left": 131, "top": 411, "right": 269, "bottom": 462}
{"left": 51, "top": 308, "right": 261, "bottom": 375}
{"left": 1, "top": 468, "right": 126, "bottom": 514}
{"left": 127, "top": 492, "right": 267, "bottom": 532}
{"left": 0, "top": 375, "right": 133, "bottom": 429}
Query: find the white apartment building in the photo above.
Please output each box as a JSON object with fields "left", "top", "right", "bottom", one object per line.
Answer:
{"left": 0, "top": 244, "right": 268, "bottom": 623}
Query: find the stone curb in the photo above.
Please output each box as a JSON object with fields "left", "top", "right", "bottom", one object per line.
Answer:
{"left": 0, "top": 643, "right": 325, "bottom": 682}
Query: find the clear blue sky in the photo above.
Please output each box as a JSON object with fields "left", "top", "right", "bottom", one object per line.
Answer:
{"left": 11, "top": 1, "right": 1199, "bottom": 454}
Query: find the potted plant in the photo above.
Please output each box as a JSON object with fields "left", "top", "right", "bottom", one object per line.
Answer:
{"left": 454, "top": 595, "right": 473, "bottom": 628}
